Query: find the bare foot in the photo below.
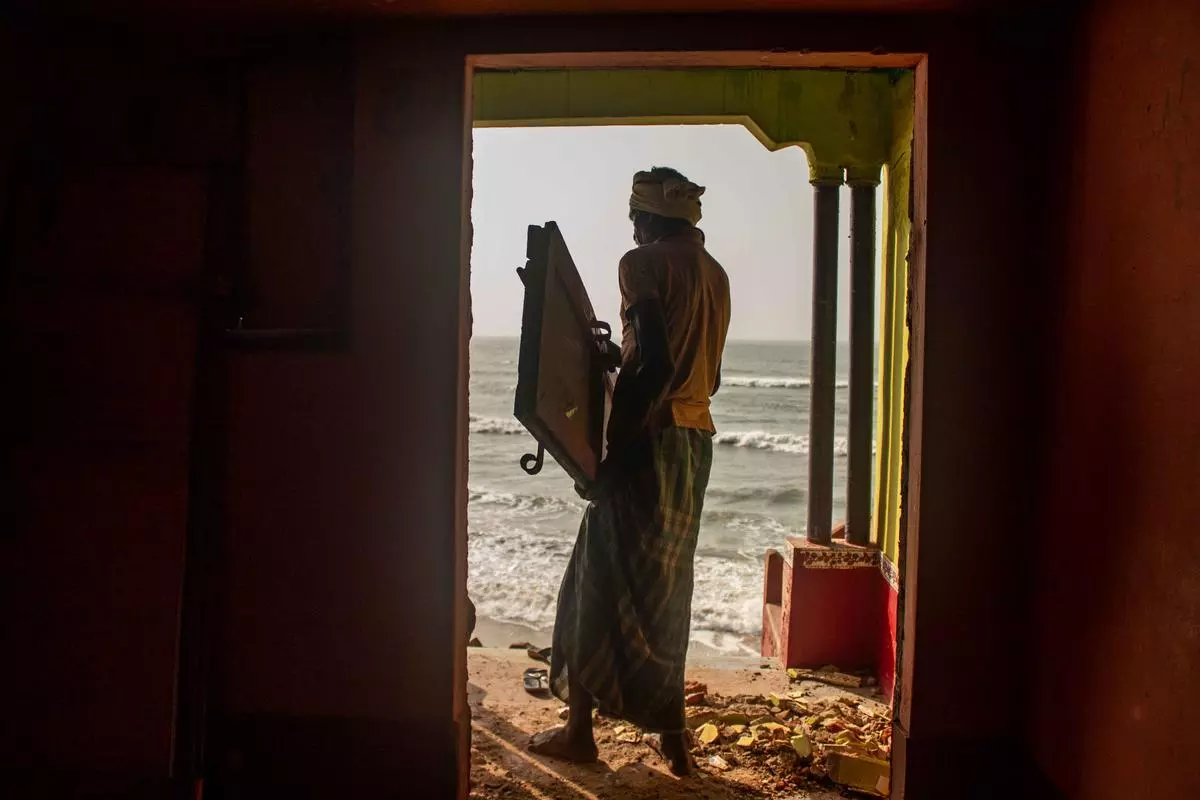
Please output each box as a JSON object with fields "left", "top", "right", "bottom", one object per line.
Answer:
{"left": 645, "top": 733, "right": 694, "bottom": 777}
{"left": 660, "top": 733, "right": 694, "bottom": 777}
{"left": 528, "top": 726, "right": 599, "bottom": 764}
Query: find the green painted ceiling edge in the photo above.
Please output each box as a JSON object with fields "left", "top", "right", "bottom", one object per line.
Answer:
{"left": 473, "top": 68, "right": 906, "bottom": 183}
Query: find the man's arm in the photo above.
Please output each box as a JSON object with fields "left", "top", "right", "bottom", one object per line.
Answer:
{"left": 606, "top": 298, "right": 674, "bottom": 456}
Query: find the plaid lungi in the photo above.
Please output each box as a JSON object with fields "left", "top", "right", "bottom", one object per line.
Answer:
{"left": 548, "top": 426, "right": 714, "bottom": 734}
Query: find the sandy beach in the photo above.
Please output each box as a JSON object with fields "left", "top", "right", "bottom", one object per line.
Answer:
{"left": 472, "top": 614, "right": 759, "bottom": 660}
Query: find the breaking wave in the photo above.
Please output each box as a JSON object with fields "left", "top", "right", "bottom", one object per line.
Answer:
{"left": 707, "top": 485, "right": 806, "bottom": 505}
{"left": 468, "top": 488, "right": 583, "bottom": 516}
{"left": 723, "top": 376, "right": 850, "bottom": 390}
{"left": 469, "top": 415, "right": 526, "bottom": 436}
{"left": 713, "top": 430, "right": 850, "bottom": 456}
{"left": 467, "top": 518, "right": 765, "bottom": 640}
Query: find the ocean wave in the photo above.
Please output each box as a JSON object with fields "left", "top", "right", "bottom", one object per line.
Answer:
{"left": 724, "top": 376, "right": 850, "bottom": 390}
{"left": 708, "top": 485, "right": 806, "bottom": 505}
{"left": 469, "top": 488, "right": 583, "bottom": 516}
{"left": 467, "top": 520, "right": 766, "bottom": 640}
{"left": 714, "top": 430, "right": 849, "bottom": 456}
{"left": 467, "top": 523, "right": 574, "bottom": 631}
{"left": 703, "top": 507, "right": 795, "bottom": 528}
{"left": 469, "top": 415, "right": 527, "bottom": 436}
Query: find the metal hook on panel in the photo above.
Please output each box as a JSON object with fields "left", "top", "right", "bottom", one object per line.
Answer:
{"left": 520, "top": 442, "right": 545, "bottom": 475}
{"left": 592, "top": 320, "right": 620, "bottom": 373}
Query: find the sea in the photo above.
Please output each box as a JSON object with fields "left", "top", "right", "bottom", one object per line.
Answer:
{"left": 467, "top": 337, "right": 855, "bottom": 655}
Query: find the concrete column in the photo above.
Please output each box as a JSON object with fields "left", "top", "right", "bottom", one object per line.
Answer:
{"left": 847, "top": 174, "right": 880, "bottom": 546}
{"left": 807, "top": 175, "right": 843, "bottom": 545}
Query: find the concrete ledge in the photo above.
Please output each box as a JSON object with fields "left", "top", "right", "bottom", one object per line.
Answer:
{"left": 762, "top": 538, "right": 896, "bottom": 702}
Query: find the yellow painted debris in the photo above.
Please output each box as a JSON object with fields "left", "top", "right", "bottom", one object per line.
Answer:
{"left": 790, "top": 732, "right": 813, "bottom": 759}
{"left": 827, "top": 752, "right": 891, "bottom": 797}
{"left": 697, "top": 723, "right": 720, "bottom": 745}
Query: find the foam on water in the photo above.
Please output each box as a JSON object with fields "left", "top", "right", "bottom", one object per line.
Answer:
{"left": 724, "top": 376, "right": 850, "bottom": 390}
{"left": 469, "top": 488, "right": 583, "bottom": 516}
{"left": 707, "top": 485, "right": 806, "bottom": 504}
{"left": 713, "top": 430, "right": 850, "bottom": 456}
{"left": 467, "top": 337, "right": 856, "bottom": 652}
{"left": 469, "top": 415, "right": 527, "bottom": 435}
{"left": 468, "top": 495, "right": 781, "bottom": 642}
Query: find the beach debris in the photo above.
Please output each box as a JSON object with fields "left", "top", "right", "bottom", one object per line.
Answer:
{"left": 684, "top": 680, "right": 708, "bottom": 706}
{"left": 509, "top": 641, "right": 534, "bottom": 649}
{"left": 468, "top": 637, "right": 483, "bottom": 648}
{"left": 611, "top": 725, "right": 641, "bottom": 744}
{"left": 574, "top": 681, "right": 892, "bottom": 797}
{"left": 827, "top": 752, "right": 890, "bottom": 796}
{"left": 787, "top": 666, "right": 869, "bottom": 688}
{"left": 757, "top": 721, "right": 790, "bottom": 740}
{"left": 790, "top": 732, "right": 813, "bottom": 759}
{"left": 696, "top": 723, "right": 721, "bottom": 745}
{"left": 707, "top": 754, "right": 731, "bottom": 771}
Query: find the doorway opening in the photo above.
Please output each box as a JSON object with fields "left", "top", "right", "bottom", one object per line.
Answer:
{"left": 459, "top": 52, "right": 925, "bottom": 800}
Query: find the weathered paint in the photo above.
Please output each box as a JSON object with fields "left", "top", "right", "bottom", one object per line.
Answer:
{"left": 473, "top": 68, "right": 895, "bottom": 182}
{"left": 873, "top": 71, "right": 914, "bottom": 567}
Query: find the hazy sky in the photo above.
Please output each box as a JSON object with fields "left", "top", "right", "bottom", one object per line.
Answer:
{"left": 469, "top": 125, "right": 880, "bottom": 342}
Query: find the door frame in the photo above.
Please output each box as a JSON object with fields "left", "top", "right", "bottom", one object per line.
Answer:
{"left": 457, "top": 49, "right": 928, "bottom": 799}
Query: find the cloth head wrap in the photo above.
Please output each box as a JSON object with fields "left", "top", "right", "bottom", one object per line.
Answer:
{"left": 629, "top": 171, "right": 705, "bottom": 226}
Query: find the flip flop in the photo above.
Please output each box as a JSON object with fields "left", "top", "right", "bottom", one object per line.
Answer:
{"left": 527, "top": 646, "right": 552, "bottom": 665}
{"left": 523, "top": 667, "right": 551, "bottom": 697}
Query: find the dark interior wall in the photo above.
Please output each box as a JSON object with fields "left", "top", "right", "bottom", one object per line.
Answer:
{"left": 1032, "top": 1, "right": 1200, "bottom": 797}
{"left": 0, "top": 31, "right": 210, "bottom": 785}
{"left": 1, "top": 7, "right": 1077, "bottom": 799}
{"left": 208, "top": 30, "right": 467, "bottom": 796}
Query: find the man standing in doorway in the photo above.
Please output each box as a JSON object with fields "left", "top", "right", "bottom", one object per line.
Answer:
{"left": 529, "top": 167, "right": 731, "bottom": 776}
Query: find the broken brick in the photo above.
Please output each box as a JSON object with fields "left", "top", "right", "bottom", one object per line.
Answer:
{"left": 827, "top": 752, "right": 891, "bottom": 797}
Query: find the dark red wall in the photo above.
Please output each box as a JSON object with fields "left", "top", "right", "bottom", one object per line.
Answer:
{"left": 7, "top": 3, "right": 1197, "bottom": 798}
{"left": 0, "top": 30, "right": 208, "bottom": 789}
{"left": 1032, "top": 1, "right": 1200, "bottom": 798}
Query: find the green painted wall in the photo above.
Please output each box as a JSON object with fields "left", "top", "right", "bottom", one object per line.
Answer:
{"left": 473, "top": 67, "right": 912, "bottom": 565}
{"left": 474, "top": 69, "right": 894, "bottom": 182}
{"left": 873, "top": 72, "right": 914, "bottom": 567}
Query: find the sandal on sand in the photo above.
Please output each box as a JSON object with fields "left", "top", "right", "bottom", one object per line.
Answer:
{"left": 527, "top": 646, "right": 552, "bottom": 665}
{"left": 523, "top": 667, "right": 551, "bottom": 697}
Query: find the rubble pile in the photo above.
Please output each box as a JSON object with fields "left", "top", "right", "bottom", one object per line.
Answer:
{"left": 678, "top": 676, "right": 892, "bottom": 796}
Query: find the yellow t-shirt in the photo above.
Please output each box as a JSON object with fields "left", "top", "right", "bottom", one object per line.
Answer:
{"left": 618, "top": 228, "right": 731, "bottom": 432}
